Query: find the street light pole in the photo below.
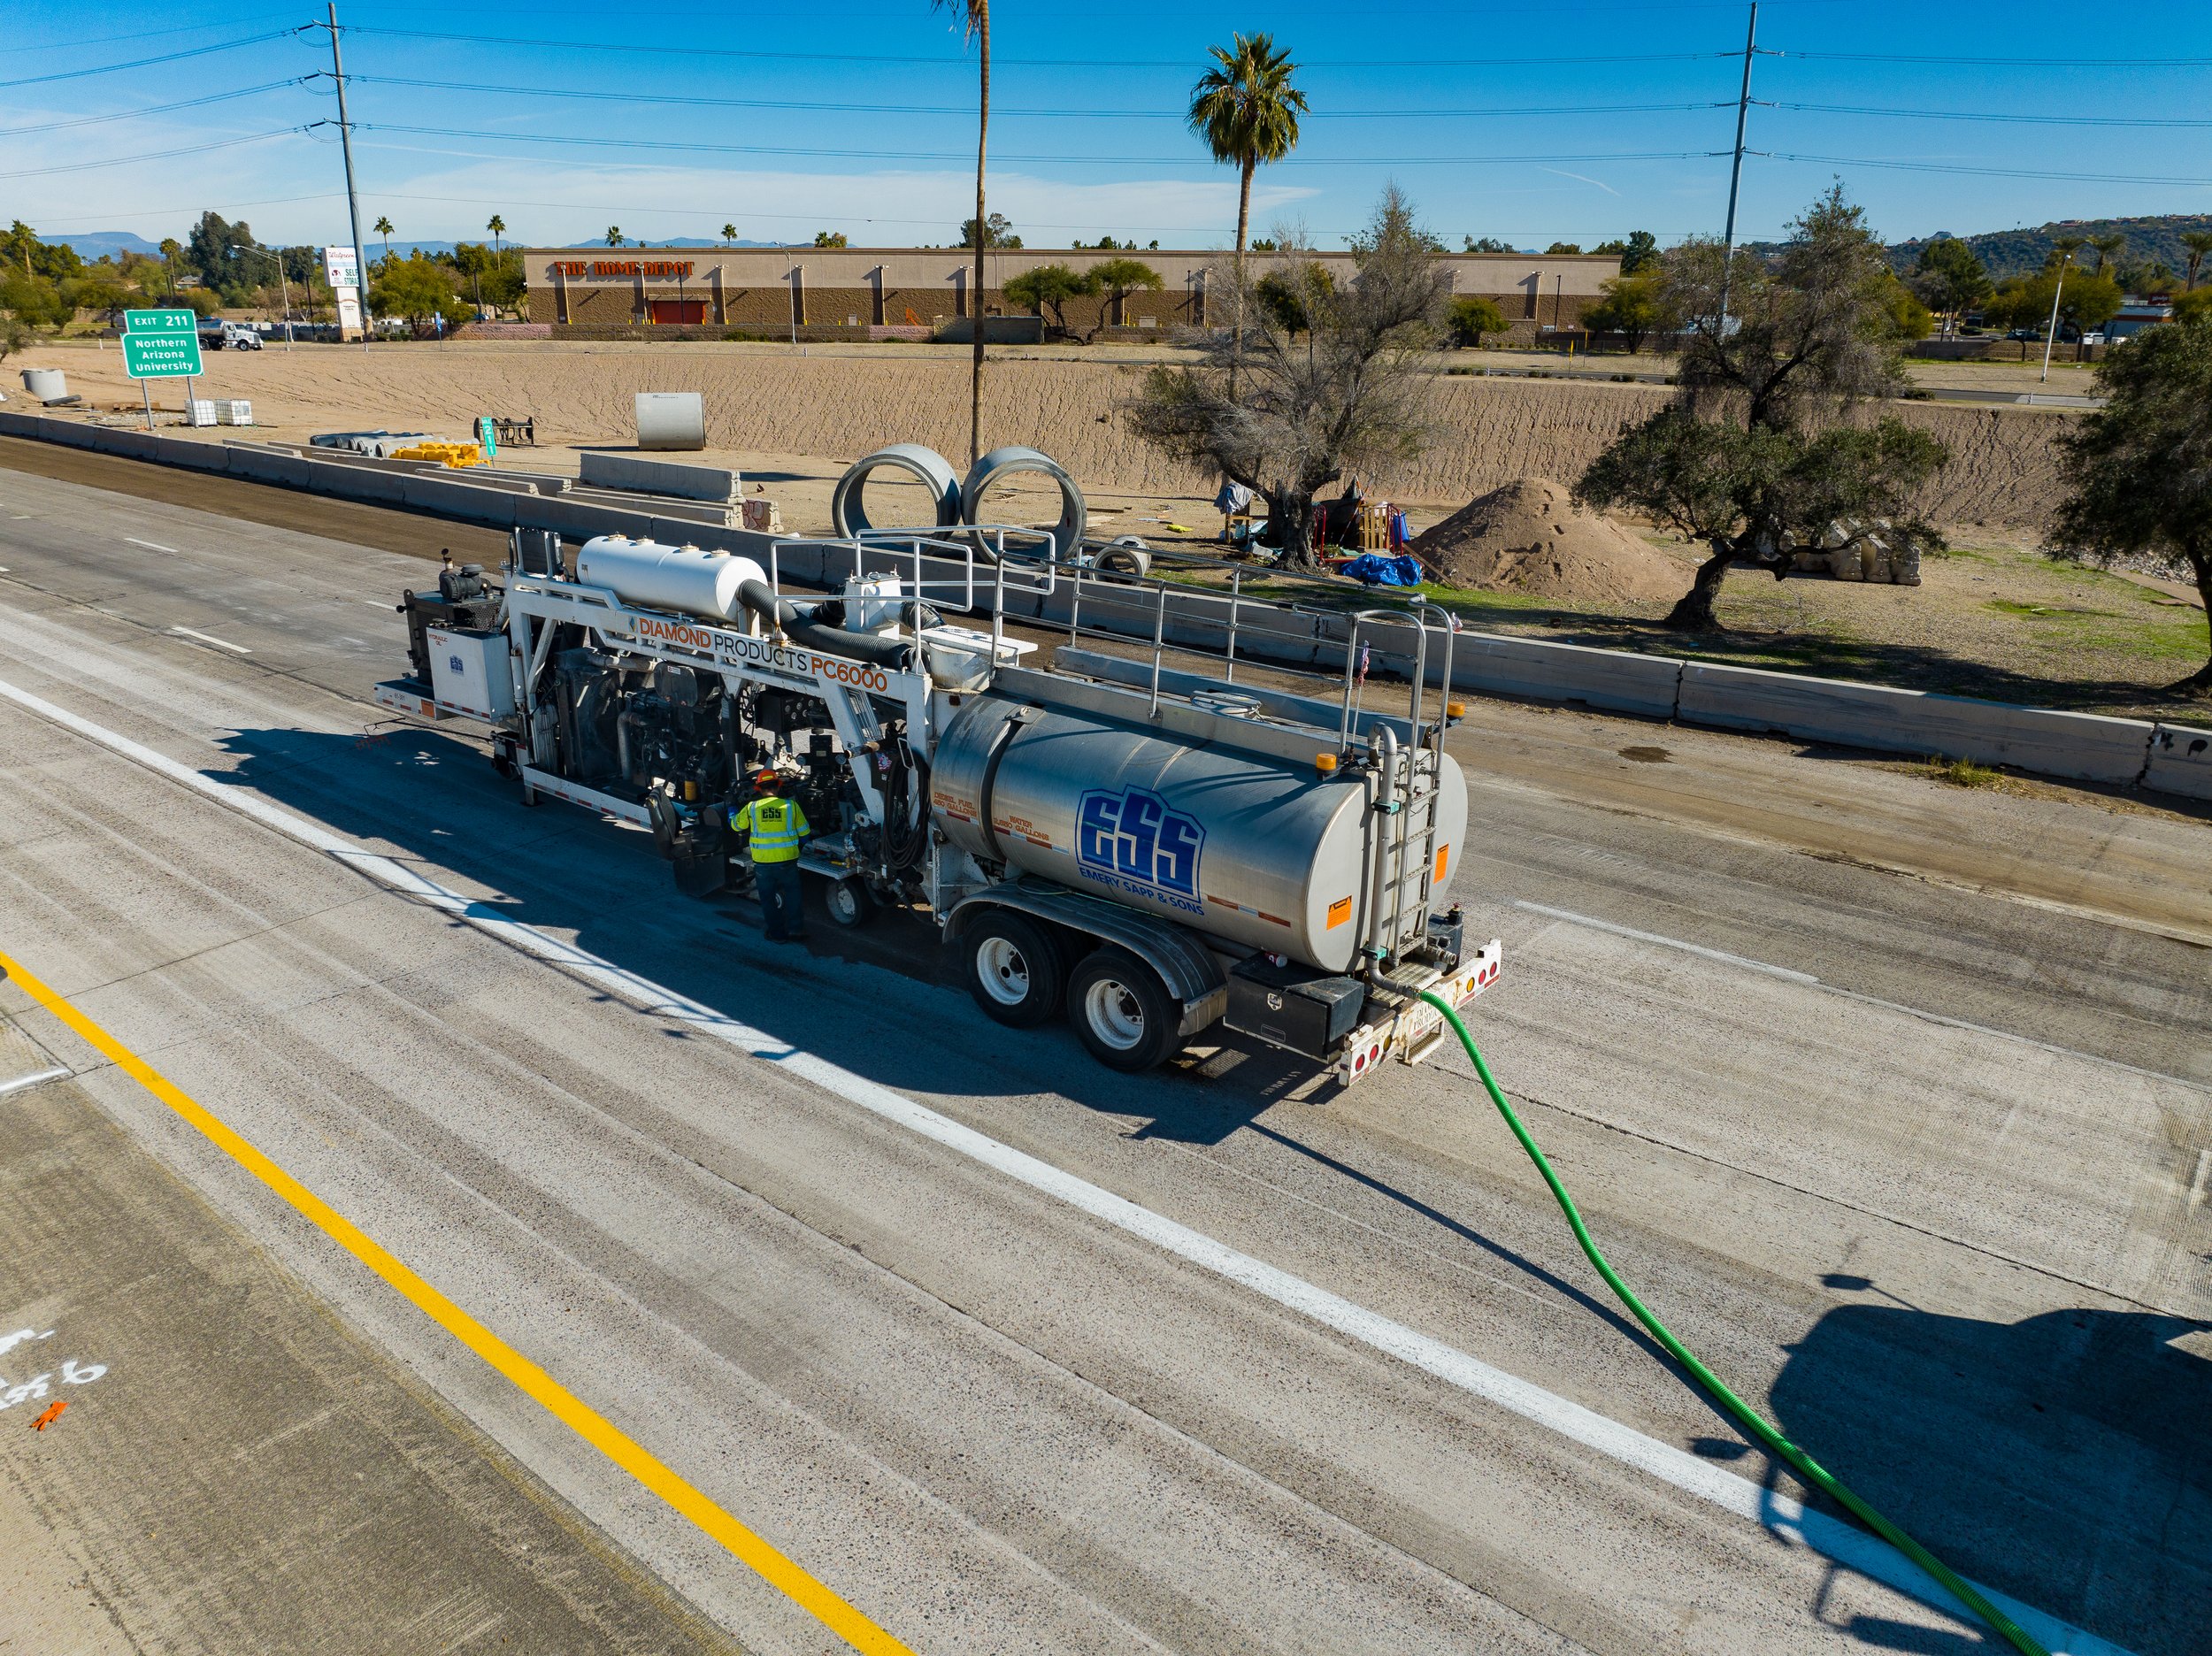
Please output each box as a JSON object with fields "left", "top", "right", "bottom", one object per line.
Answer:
{"left": 1717, "top": 1, "right": 1758, "bottom": 331}
{"left": 2039, "top": 251, "right": 2072, "bottom": 384}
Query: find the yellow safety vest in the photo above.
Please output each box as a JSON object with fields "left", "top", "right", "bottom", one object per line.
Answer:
{"left": 733, "top": 795, "right": 809, "bottom": 862}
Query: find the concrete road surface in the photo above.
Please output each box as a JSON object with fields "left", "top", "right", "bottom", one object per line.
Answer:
{"left": 0, "top": 457, "right": 2204, "bottom": 1656}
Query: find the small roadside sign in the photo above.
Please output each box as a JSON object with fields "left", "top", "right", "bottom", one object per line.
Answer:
{"left": 126, "top": 308, "right": 198, "bottom": 335}
{"left": 323, "top": 246, "right": 358, "bottom": 290}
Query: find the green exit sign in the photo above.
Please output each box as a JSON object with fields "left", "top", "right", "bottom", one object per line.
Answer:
{"left": 125, "top": 308, "right": 198, "bottom": 334}
{"left": 123, "top": 330, "right": 204, "bottom": 379}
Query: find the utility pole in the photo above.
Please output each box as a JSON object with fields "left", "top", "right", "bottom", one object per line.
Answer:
{"left": 1717, "top": 1, "right": 1758, "bottom": 330}
{"left": 324, "top": 3, "right": 371, "bottom": 353}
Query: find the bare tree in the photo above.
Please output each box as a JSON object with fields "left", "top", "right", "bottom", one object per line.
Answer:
{"left": 1128, "top": 188, "right": 1448, "bottom": 569}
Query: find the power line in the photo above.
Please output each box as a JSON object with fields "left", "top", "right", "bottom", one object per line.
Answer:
{"left": 0, "top": 80, "right": 308, "bottom": 136}
{"left": 343, "top": 73, "right": 1724, "bottom": 120}
{"left": 1770, "top": 99, "right": 2212, "bottom": 129}
{"left": 356, "top": 122, "right": 1717, "bottom": 167}
{"left": 10, "top": 14, "right": 300, "bottom": 54}
{"left": 0, "top": 129, "right": 307, "bottom": 181}
{"left": 1764, "top": 150, "right": 2212, "bottom": 187}
{"left": 1784, "top": 50, "right": 2212, "bottom": 66}
{"left": 348, "top": 26, "right": 1732, "bottom": 69}
{"left": 0, "top": 30, "right": 303, "bottom": 89}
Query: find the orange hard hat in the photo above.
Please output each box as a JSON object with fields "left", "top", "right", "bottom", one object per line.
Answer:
{"left": 753, "top": 768, "right": 782, "bottom": 790}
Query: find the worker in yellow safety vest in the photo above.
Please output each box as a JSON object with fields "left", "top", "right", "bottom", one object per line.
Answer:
{"left": 731, "top": 769, "right": 811, "bottom": 941}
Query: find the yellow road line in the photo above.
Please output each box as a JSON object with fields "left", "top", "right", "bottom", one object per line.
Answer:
{"left": 0, "top": 947, "right": 915, "bottom": 1656}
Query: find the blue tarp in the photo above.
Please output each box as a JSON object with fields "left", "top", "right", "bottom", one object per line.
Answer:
{"left": 1340, "top": 553, "right": 1425, "bottom": 586}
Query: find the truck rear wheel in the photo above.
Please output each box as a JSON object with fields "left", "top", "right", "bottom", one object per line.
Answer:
{"left": 1068, "top": 948, "right": 1179, "bottom": 1073}
{"left": 962, "top": 913, "right": 1065, "bottom": 1028}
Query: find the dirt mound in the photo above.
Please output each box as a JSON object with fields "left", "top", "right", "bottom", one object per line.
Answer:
{"left": 1409, "top": 477, "right": 1691, "bottom": 602}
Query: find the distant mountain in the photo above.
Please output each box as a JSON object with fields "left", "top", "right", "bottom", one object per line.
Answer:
{"left": 1886, "top": 214, "right": 2212, "bottom": 282}
{"left": 561, "top": 235, "right": 783, "bottom": 249}
{"left": 51, "top": 231, "right": 162, "bottom": 260}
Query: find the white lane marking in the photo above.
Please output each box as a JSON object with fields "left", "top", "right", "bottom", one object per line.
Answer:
{"left": 0, "top": 675, "right": 2125, "bottom": 1656}
{"left": 1517, "top": 900, "right": 2209, "bottom": 1094}
{"left": 0, "top": 1064, "right": 71, "bottom": 1100}
{"left": 125, "top": 537, "right": 179, "bottom": 554}
{"left": 359, "top": 600, "right": 395, "bottom": 610}
{"left": 166, "top": 625, "right": 250, "bottom": 656}
{"left": 1516, "top": 901, "right": 1819, "bottom": 985}
{"left": 2191, "top": 1149, "right": 2209, "bottom": 1208}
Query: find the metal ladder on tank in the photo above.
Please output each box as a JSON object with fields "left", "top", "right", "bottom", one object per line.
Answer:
{"left": 1342, "top": 602, "right": 1456, "bottom": 969}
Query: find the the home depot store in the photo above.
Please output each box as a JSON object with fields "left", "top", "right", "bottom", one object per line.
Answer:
{"left": 523, "top": 247, "right": 1621, "bottom": 336}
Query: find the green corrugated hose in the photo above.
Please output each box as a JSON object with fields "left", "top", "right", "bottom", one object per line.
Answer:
{"left": 1417, "top": 990, "right": 2049, "bottom": 1656}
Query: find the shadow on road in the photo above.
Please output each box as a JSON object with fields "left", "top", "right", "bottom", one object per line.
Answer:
{"left": 1771, "top": 1297, "right": 2208, "bottom": 1656}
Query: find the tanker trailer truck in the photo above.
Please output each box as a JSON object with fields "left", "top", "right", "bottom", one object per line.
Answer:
{"left": 376, "top": 529, "right": 1499, "bottom": 1081}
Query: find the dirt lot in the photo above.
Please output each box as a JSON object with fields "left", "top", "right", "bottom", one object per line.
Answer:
{"left": 21, "top": 337, "right": 2073, "bottom": 532}
{"left": 11, "top": 338, "right": 2203, "bottom": 719}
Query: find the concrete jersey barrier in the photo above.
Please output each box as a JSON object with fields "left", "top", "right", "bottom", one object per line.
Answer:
{"left": 578, "top": 450, "right": 739, "bottom": 503}
{"left": 1, "top": 410, "right": 2202, "bottom": 801}
{"left": 1678, "top": 662, "right": 2158, "bottom": 784}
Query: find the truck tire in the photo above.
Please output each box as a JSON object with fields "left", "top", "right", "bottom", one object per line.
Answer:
{"left": 825, "top": 877, "right": 876, "bottom": 929}
{"left": 962, "top": 913, "right": 1065, "bottom": 1028}
{"left": 1067, "top": 948, "right": 1179, "bottom": 1073}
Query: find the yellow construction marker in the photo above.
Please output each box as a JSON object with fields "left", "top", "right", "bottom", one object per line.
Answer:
{"left": 0, "top": 947, "right": 915, "bottom": 1656}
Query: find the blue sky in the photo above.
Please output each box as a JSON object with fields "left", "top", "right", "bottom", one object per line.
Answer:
{"left": 4, "top": 0, "right": 2208, "bottom": 254}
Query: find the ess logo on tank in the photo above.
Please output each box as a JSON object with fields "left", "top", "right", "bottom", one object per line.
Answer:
{"left": 1077, "top": 786, "right": 1204, "bottom": 897}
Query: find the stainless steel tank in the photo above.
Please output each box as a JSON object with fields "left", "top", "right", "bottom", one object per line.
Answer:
{"left": 931, "top": 697, "right": 1466, "bottom": 973}
{"left": 574, "top": 536, "right": 767, "bottom": 622}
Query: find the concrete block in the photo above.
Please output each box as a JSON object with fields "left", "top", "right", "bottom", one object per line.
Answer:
{"left": 401, "top": 473, "right": 520, "bottom": 527}
{"left": 1678, "top": 662, "right": 2156, "bottom": 783}
{"left": 0, "top": 410, "right": 44, "bottom": 438}
{"left": 305, "top": 457, "right": 408, "bottom": 503}
{"left": 92, "top": 428, "right": 160, "bottom": 462}
{"left": 1451, "top": 632, "right": 1685, "bottom": 718}
{"left": 222, "top": 446, "right": 315, "bottom": 487}
{"left": 2144, "top": 723, "right": 2212, "bottom": 801}
{"left": 579, "top": 449, "right": 737, "bottom": 502}
{"left": 153, "top": 436, "right": 230, "bottom": 472}
{"left": 511, "top": 494, "right": 657, "bottom": 543}
{"left": 47, "top": 421, "right": 101, "bottom": 449}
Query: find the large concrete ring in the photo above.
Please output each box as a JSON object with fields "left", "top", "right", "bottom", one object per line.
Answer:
{"left": 962, "top": 446, "right": 1086, "bottom": 564}
{"left": 831, "top": 443, "right": 964, "bottom": 537}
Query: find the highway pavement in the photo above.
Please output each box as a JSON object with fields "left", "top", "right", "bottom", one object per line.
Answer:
{"left": 0, "top": 457, "right": 2204, "bottom": 1656}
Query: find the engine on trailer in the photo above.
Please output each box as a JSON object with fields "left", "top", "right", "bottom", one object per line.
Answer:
{"left": 399, "top": 553, "right": 502, "bottom": 689}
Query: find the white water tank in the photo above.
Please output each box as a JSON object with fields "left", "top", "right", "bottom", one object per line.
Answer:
{"left": 573, "top": 536, "right": 767, "bottom": 622}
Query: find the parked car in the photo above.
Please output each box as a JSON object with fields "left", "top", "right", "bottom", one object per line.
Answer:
{"left": 2004, "top": 327, "right": 2043, "bottom": 341}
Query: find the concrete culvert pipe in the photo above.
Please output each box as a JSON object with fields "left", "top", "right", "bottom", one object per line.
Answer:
{"left": 832, "top": 443, "right": 964, "bottom": 537}
{"left": 962, "top": 446, "right": 1086, "bottom": 564}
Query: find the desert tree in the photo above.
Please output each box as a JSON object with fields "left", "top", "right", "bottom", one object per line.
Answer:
{"left": 1445, "top": 294, "right": 1507, "bottom": 347}
{"left": 373, "top": 215, "right": 395, "bottom": 262}
{"left": 604, "top": 226, "right": 623, "bottom": 248}
{"left": 1582, "top": 270, "right": 1671, "bottom": 354}
{"left": 1576, "top": 184, "right": 1949, "bottom": 630}
{"left": 486, "top": 214, "right": 505, "bottom": 254}
{"left": 1086, "top": 256, "right": 1164, "bottom": 338}
{"left": 1128, "top": 187, "right": 1448, "bottom": 569}
{"left": 1003, "top": 263, "right": 1097, "bottom": 336}
{"left": 2050, "top": 313, "right": 2212, "bottom": 694}
{"left": 1909, "top": 237, "right": 1992, "bottom": 337}
{"left": 721, "top": 222, "right": 738, "bottom": 246}
{"left": 935, "top": 0, "right": 991, "bottom": 463}
{"left": 1187, "top": 32, "right": 1307, "bottom": 377}
{"left": 2087, "top": 232, "right": 2125, "bottom": 275}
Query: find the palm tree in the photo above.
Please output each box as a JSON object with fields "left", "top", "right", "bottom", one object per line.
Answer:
{"left": 2181, "top": 231, "right": 2212, "bottom": 290}
{"left": 932, "top": 0, "right": 990, "bottom": 464}
{"left": 373, "top": 215, "right": 394, "bottom": 263}
{"left": 605, "top": 226, "right": 624, "bottom": 248}
{"left": 486, "top": 214, "right": 505, "bottom": 255}
{"left": 1187, "top": 34, "right": 1307, "bottom": 379}
{"left": 721, "top": 222, "right": 738, "bottom": 247}
{"left": 2087, "top": 232, "right": 2125, "bottom": 275}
